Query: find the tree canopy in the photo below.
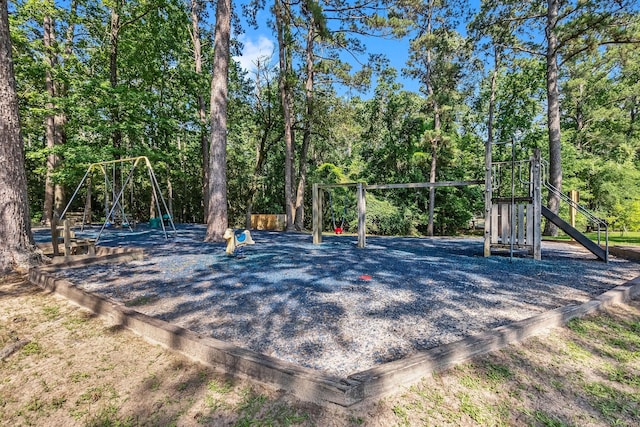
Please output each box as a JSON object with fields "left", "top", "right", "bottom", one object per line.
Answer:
{"left": 5, "top": 0, "right": 640, "bottom": 243}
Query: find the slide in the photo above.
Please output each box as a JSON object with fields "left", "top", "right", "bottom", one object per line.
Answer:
{"left": 541, "top": 206, "right": 608, "bottom": 262}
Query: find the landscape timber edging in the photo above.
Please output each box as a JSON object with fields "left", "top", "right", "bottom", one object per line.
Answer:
{"left": 27, "top": 259, "right": 640, "bottom": 408}
{"left": 28, "top": 261, "right": 363, "bottom": 407}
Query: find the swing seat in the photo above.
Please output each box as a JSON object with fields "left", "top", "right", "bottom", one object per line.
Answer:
{"left": 334, "top": 227, "right": 343, "bottom": 234}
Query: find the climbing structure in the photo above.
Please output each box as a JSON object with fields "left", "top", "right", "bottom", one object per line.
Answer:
{"left": 484, "top": 149, "right": 542, "bottom": 260}
{"left": 484, "top": 145, "right": 608, "bottom": 262}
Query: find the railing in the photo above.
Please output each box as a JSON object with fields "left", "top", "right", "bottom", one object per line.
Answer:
{"left": 541, "top": 160, "right": 608, "bottom": 257}
{"left": 491, "top": 160, "right": 534, "bottom": 196}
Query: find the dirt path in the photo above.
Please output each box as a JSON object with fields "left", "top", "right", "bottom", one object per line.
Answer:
{"left": 2, "top": 272, "right": 640, "bottom": 426}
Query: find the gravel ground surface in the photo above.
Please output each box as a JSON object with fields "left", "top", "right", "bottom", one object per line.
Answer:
{"left": 37, "top": 225, "right": 640, "bottom": 377}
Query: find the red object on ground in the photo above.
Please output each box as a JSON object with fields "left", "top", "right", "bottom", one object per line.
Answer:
{"left": 334, "top": 227, "right": 343, "bottom": 234}
{"left": 359, "top": 275, "right": 372, "bottom": 281}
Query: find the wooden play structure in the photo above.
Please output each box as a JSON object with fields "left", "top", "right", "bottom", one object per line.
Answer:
{"left": 313, "top": 147, "right": 609, "bottom": 262}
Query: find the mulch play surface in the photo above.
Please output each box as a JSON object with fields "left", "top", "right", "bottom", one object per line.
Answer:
{"left": 35, "top": 225, "right": 640, "bottom": 377}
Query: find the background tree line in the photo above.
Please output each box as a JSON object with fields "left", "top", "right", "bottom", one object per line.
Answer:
{"left": 5, "top": 0, "right": 640, "bottom": 246}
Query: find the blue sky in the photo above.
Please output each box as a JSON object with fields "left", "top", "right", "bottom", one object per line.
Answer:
{"left": 233, "top": 2, "right": 481, "bottom": 96}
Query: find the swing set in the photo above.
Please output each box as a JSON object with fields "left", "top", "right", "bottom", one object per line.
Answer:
{"left": 60, "top": 156, "right": 176, "bottom": 243}
{"left": 328, "top": 192, "right": 348, "bottom": 234}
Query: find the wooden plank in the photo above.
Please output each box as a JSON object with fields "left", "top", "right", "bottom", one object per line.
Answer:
{"left": 492, "top": 197, "right": 532, "bottom": 203}
{"left": 491, "top": 204, "right": 499, "bottom": 244}
{"left": 317, "top": 182, "right": 360, "bottom": 189}
{"left": 517, "top": 204, "right": 525, "bottom": 245}
{"left": 526, "top": 203, "right": 533, "bottom": 246}
{"left": 500, "top": 204, "right": 509, "bottom": 244}
{"left": 250, "top": 214, "right": 286, "bottom": 231}
{"left": 364, "top": 180, "right": 482, "bottom": 190}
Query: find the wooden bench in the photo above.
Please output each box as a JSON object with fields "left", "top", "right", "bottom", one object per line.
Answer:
{"left": 51, "top": 218, "right": 96, "bottom": 257}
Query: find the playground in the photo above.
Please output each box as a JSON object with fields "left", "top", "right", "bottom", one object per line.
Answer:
{"left": 34, "top": 224, "right": 640, "bottom": 380}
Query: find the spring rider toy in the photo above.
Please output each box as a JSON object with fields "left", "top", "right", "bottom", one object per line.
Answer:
{"left": 223, "top": 228, "right": 255, "bottom": 258}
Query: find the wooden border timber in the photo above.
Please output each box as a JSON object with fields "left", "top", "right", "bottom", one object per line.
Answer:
{"left": 312, "top": 180, "right": 483, "bottom": 248}
{"left": 27, "top": 260, "right": 640, "bottom": 407}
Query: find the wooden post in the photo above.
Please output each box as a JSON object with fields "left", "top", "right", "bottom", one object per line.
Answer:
{"left": 63, "top": 219, "right": 72, "bottom": 256}
{"left": 532, "top": 149, "right": 542, "bottom": 260}
{"left": 484, "top": 138, "right": 492, "bottom": 257}
{"left": 357, "top": 183, "right": 366, "bottom": 248}
{"left": 312, "top": 183, "right": 322, "bottom": 244}
{"left": 569, "top": 190, "right": 578, "bottom": 228}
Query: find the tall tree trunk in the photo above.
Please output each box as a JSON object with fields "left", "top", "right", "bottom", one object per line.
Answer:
{"left": 109, "top": 2, "right": 122, "bottom": 209}
{"left": 52, "top": 0, "right": 77, "bottom": 220}
{"left": 544, "top": 0, "right": 561, "bottom": 236}
{"left": 190, "top": 0, "right": 209, "bottom": 219}
{"left": 0, "top": 0, "right": 36, "bottom": 271}
{"left": 275, "top": 0, "right": 295, "bottom": 232}
{"left": 425, "top": 3, "right": 439, "bottom": 237}
{"left": 43, "top": 13, "right": 58, "bottom": 225}
{"left": 294, "top": 14, "right": 315, "bottom": 231}
{"left": 204, "top": 0, "right": 230, "bottom": 242}
{"left": 42, "top": 11, "right": 65, "bottom": 224}
{"left": 110, "top": 5, "right": 121, "bottom": 154}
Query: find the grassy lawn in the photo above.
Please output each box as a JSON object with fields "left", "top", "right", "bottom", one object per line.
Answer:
{"left": 2, "top": 272, "right": 640, "bottom": 426}
{"left": 545, "top": 230, "right": 640, "bottom": 247}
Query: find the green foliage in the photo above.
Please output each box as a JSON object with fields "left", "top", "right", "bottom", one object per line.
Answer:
{"left": 349, "top": 194, "right": 414, "bottom": 236}
{"left": 8, "top": 0, "right": 640, "bottom": 236}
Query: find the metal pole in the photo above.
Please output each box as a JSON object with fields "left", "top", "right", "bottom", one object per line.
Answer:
{"left": 60, "top": 165, "right": 92, "bottom": 221}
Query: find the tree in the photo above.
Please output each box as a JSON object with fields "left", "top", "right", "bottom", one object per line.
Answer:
{"left": 0, "top": 0, "right": 37, "bottom": 272}
{"left": 189, "top": 0, "right": 210, "bottom": 215}
{"left": 205, "top": 0, "right": 231, "bottom": 241}
{"left": 42, "top": 4, "right": 64, "bottom": 225}
{"left": 475, "top": 0, "right": 640, "bottom": 234}
{"left": 395, "top": 0, "right": 471, "bottom": 235}
{"left": 274, "top": 0, "right": 296, "bottom": 231}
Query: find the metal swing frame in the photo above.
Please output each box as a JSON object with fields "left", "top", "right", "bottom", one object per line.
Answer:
{"left": 60, "top": 156, "right": 176, "bottom": 243}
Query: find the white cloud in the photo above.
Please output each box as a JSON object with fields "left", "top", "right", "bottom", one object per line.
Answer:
{"left": 234, "top": 35, "right": 275, "bottom": 73}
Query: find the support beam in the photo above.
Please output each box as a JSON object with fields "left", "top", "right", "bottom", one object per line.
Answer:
{"left": 364, "top": 180, "right": 482, "bottom": 190}
{"left": 532, "top": 149, "right": 542, "bottom": 260}
{"left": 484, "top": 137, "right": 492, "bottom": 257}
{"left": 312, "top": 183, "right": 322, "bottom": 244}
{"left": 357, "top": 183, "right": 366, "bottom": 248}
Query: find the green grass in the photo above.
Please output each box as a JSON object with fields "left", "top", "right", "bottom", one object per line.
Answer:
{"left": 42, "top": 305, "right": 60, "bottom": 320}
{"left": 545, "top": 230, "right": 640, "bottom": 246}
{"left": 232, "top": 387, "right": 308, "bottom": 427}
{"left": 207, "top": 378, "right": 233, "bottom": 394}
{"left": 4, "top": 274, "right": 640, "bottom": 426}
